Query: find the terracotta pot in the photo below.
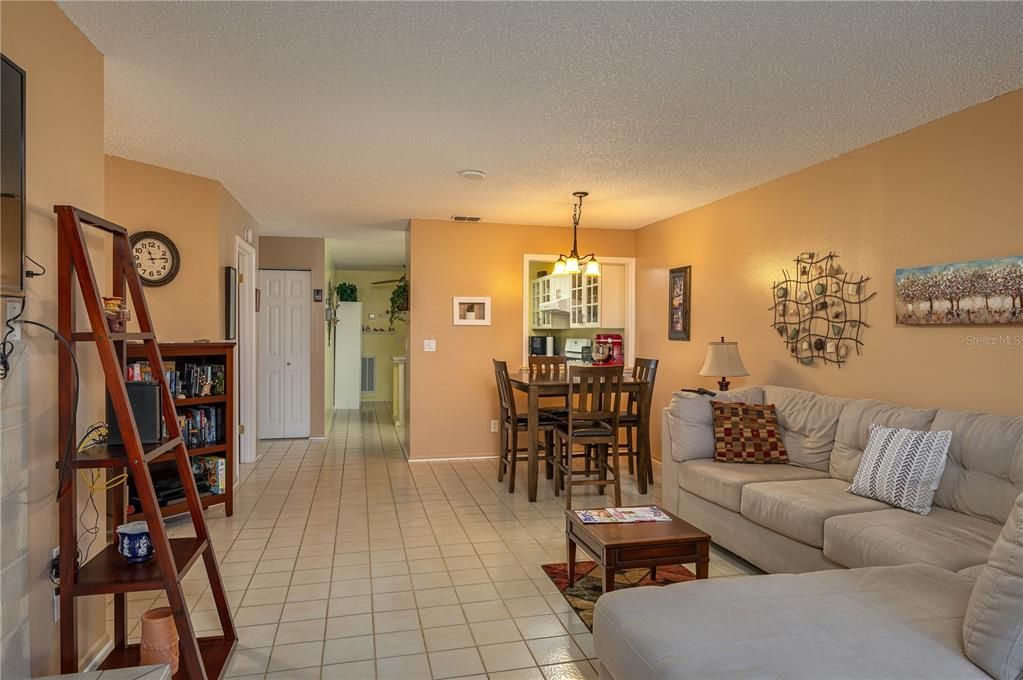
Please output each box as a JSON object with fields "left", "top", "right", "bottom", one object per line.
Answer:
{"left": 140, "top": 607, "right": 179, "bottom": 674}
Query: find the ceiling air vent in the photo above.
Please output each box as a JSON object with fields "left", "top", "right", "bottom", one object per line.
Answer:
{"left": 451, "top": 215, "right": 481, "bottom": 222}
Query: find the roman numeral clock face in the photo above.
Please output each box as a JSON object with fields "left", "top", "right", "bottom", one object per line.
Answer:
{"left": 129, "top": 231, "right": 180, "bottom": 286}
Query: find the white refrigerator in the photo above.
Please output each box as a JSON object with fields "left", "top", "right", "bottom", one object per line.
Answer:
{"left": 334, "top": 301, "right": 363, "bottom": 409}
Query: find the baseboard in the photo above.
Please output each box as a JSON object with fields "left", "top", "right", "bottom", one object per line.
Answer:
{"left": 83, "top": 638, "right": 114, "bottom": 671}
{"left": 408, "top": 454, "right": 499, "bottom": 462}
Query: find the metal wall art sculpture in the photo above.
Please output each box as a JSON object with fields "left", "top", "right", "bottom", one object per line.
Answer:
{"left": 770, "top": 252, "right": 876, "bottom": 367}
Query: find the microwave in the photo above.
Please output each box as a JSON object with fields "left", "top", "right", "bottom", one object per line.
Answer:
{"left": 529, "top": 335, "right": 556, "bottom": 356}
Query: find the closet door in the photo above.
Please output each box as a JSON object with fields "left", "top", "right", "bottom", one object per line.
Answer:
{"left": 282, "top": 271, "right": 311, "bottom": 437}
{"left": 258, "top": 269, "right": 311, "bottom": 439}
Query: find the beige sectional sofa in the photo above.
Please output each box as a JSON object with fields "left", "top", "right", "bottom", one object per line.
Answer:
{"left": 594, "top": 385, "right": 1023, "bottom": 680}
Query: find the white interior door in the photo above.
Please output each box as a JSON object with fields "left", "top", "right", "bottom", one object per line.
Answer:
{"left": 258, "top": 269, "right": 311, "bottom": 439}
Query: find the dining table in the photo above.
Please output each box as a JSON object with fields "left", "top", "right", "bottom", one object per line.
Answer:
{"left": 508, "top": 368, "right": 651, "bottom": 502}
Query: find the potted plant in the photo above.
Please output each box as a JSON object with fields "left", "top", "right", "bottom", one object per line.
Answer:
{"left": 388, "top": 278, "right": 408, "bottom": 330}
{"left": 335, "top": 282, "right": 358, "bottom": 302}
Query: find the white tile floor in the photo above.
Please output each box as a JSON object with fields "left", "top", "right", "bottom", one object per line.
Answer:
{"left": 109, "top": 404, "right": 758, "bottom": 679}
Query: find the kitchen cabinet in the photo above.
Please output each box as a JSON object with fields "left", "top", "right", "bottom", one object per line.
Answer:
{"left": 530, "top": 274, "right": 570, "bottom": 329}
{"left": 599, "top": 264, "right": 627, "bottom": 328}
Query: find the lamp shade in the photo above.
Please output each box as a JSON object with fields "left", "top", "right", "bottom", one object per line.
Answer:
{"left": 699, "top": 339, "right": 749, "bottom": 378}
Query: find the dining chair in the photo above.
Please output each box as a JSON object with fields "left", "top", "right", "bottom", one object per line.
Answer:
{"left": 552, "top": 364, "right": 624, "bottom": 509}
{"left": 619, "top": 357, "right": 658, "bottom": 483}
{"left": 528, "top": 355, "right": 570, "bottom": 416}
{"left": 493, "top": 359, "right": 559, "bottom": 493}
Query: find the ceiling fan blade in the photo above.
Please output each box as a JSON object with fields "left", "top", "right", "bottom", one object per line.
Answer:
{"left": 371, "top": 274, "right": 407, "bottom": 285}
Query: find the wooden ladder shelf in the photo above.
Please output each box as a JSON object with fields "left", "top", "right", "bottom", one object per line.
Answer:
{"left": 56, "top": 205, "right": 236, "bottom": 678}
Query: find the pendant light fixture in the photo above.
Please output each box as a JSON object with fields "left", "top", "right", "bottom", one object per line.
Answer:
{"left": 553, "top": 191, "right": 600, "bottom": 277}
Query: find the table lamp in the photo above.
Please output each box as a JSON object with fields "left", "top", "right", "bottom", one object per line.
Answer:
{"left": 699, "top": 337, "right": 749, "bottom": 391}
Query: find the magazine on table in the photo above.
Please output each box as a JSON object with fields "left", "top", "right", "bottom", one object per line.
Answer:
{"left": 574, "top": 506, "right": 672, "bottom": 524}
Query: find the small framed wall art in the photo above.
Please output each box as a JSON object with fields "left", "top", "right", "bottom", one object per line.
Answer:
{"left": 453, "top": 296, "right": 491, "bottom": 326}
{"left": 668, "top": 266, "right": 691, "bottom": 341}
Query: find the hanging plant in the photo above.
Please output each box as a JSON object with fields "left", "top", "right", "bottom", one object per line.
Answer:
{"left": 335, "top": 282, "right": 358, "bottom": 302}
{"left": 388, "top": 278, "right": 409, "bottom": 330}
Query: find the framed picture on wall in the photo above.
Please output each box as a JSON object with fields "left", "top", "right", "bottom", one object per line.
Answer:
{"left": 225, "top": 266, "right": 238, "bottom": 340}
{"left": 453, "top": 296, "right": 491, "bottom": 325}
{"left": 668, "top": 266, "right": 691, "bottom": 341}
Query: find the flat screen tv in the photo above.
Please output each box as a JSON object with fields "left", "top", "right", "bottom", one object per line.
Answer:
{"left": 1, "top": 53, "right": 26, "bottom": 298}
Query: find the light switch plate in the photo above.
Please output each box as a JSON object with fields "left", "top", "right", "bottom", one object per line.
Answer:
{"left": 423, "top": 339, "right": 436, "bottom": 352}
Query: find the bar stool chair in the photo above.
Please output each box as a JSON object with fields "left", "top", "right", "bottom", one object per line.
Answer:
{"left": 619, "top": 358, "right": 658, "bottom": 483}
{"left": 493, "top": 360, "right": 559, "bottom": 493}
{"left": 552, "top": 365, "right": 624, "bottom": 509}
{"left": 529, "top": 355, "right": 570, "bottom": 479}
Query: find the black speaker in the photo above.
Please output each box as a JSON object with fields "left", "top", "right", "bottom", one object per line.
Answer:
{"left": 107, "top": 381, "right": 163, "bottom": 445}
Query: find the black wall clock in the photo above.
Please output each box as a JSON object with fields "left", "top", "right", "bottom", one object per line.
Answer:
{"left": 130, "top": 231, "right": 180, "bottom": 286}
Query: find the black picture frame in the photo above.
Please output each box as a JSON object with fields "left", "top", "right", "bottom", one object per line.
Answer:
{"left": 225, "top": 266, "right": 237, "bottom": 340}
{"left": 669, "top": 265, "right": 691, "bottom": 341}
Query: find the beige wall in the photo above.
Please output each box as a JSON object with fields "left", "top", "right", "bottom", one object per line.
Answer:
{"left": 334, "top": 269, "right": 408, "bottom": 402}
{"left": 0, "top": 1, "right": 109, "bottom": 674}
{"left": 105, "top": 155, "right": 259, "bottom": 342}
{"left": 408, "top": 220, "right": 635, "bottom": 458}
{"left": 635, "top": 89, "right": 1023, "bottom": 461}
{"left": 258, "top": 236, "right": 328, "bottom": 438}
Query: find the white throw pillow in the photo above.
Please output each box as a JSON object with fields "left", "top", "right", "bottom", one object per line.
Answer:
{"left": 847, "top": 424, "right": 951, "bottom": 515}
{"left": 963, "top": 491, "right": 1023, "bottom": 680}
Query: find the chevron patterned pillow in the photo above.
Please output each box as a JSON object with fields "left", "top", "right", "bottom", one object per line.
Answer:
{"left": 848, "top": 424, "right": 952, "bottom": 515}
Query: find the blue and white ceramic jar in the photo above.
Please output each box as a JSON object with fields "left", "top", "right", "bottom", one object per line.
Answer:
{"left": 116, "top": 521, "right": 154, "bottom": 563}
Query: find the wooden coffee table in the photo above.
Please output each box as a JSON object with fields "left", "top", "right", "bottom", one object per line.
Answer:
{"left": 565, "top": 506, "right": 710, "bottom": 592}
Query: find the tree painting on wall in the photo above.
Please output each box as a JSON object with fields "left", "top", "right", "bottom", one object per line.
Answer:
{"left": 895, "top": 256, "right": 1023, "bottom": 325}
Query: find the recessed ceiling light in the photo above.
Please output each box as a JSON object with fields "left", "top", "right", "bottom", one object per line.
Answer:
{"left": 459, "top": 169, "right": 486, "bottom": 181}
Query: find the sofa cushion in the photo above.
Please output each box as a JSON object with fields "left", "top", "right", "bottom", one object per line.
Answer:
{"left": 664, "top": 387, "right": 764, "bottom": 463}
{"left": 830, "top": 399, "right": 938, "bottom": 482}
{"left": 678, "top": 459, "right": 828, "bottom": 513}
{"left": 740, "top": 478, "right": 890, "bottom": 548}
{"left": 594, "top": 564, "right": 986, "bottom": 680}
{"left": 762, "top": 385, "right": 849, "bottom": 471}
{"left": 824, "top": 507, "right": 1003, "bottom": 572}
{"left": 931, "top": 409, "right": 1023, "bottom": 525}
{"left": 711, "top": 401, "right": 788, "bottom": 464}
{"left": 963, "top": 492, "right": 1023, "bottom": 680}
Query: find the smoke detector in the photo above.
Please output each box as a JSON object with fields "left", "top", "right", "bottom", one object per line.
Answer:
{"left": 459, "top": 169, "right": 487, "bottom": 181}
{"left": 451, "top": 215, "right": 481, "bottom": 222}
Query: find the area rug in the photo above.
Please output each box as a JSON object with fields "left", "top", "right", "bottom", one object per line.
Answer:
{"left": 542, "top": 561, "right": 696, "bottom": 630}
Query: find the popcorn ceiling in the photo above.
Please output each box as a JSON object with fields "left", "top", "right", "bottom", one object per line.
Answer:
{"left": 61, "top": 1, "right": 1022, "bottom": 255}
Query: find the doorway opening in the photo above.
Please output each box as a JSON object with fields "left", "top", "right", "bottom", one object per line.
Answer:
{"left": 236, "top": 236, "right": 257, "bottom": 463}
{"left": 521, "top": 254, "right": 636, "bottom": 369}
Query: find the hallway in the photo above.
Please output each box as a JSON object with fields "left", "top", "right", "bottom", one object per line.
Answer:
{"left": 115, "top": 405, "right": 756, "bottom": 679}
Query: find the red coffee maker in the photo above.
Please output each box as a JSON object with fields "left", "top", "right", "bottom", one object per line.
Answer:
{"left": 592, "top": 333, "right": 623, "bottom": 366}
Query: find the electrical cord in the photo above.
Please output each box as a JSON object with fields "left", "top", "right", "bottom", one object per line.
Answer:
{"left": 15, "top": 319, "right": 80, "bottom": 502}
{"left": 24, "top": 254, "right": 46, "bottom": 278}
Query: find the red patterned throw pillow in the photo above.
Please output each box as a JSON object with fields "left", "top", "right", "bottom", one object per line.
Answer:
{"left": 711, "top": 401, "right": 789, "bottom": 464}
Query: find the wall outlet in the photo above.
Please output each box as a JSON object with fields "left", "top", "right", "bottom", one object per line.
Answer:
{"left": 490, "top": 419, "right": 499, "bottom": 433}
{"left": 53, "top": 587, "right": 60, "bottom": 623}
{"left": 423, "top": 339, "right": 436, "bottom": 352}
{"left": 5, "top": 301, "right": 22, "bottom": 340}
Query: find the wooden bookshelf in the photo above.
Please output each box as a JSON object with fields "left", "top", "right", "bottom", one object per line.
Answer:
{"left": 127, "top": 341, "right": 235, "bottom": 518}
